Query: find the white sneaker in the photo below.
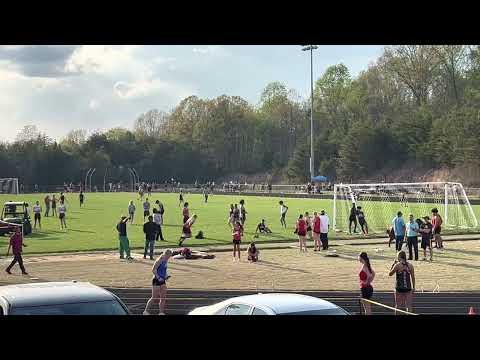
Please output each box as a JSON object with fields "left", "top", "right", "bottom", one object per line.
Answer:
{"left": 143, "top": 310, "right": 151, "bottom": 315}
{"left": 158, "top": 312, "right": 165, "bottom": 315}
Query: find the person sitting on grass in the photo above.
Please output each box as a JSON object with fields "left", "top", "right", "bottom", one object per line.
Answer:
{"left": 247, "top": 242, "right": 259, "bottom": 262}
{"left": 255, "top": 219, "right": 272, "bottom": 234}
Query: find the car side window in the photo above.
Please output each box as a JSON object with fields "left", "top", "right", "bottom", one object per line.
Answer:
{"left": 252, "top": 307, "right": 268, "bottom": 315}
{"left": 224, "top": 303, "right": 252, "bottom": 315}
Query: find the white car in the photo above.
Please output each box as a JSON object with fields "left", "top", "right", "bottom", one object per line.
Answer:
{"left": 0, "top": 281, "right": 130, "bottom": 315}
{"left": 188, "top": 293, "right": 350, "bottom": 315}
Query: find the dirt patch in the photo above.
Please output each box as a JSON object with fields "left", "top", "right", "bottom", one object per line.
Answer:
{"left": 2, "top": 240, "right": 480, "bottom": 291}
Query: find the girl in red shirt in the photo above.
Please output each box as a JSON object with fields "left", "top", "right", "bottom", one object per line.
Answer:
{"left": 296, "top": 214, "right": 307, "bottom": 252}
{"left": 313, "top": 212, "right": 322, "bottom": 251}
{"left": 232, "top": 221, "right": 243, "bottom": 260}
{"left": 358, "top": 252, "right": 375, "bottom": 315}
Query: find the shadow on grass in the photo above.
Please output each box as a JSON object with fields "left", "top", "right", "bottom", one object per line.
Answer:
{"left": 170, "top": 261, "right": 218, "bottom": 272}
{"left": 255, "top": 260, "right": 310, "bottom": 274}
{"left": 68, "top": 229, "right": 96, "bottom": 234}
{"left": 430, "top": 259, "right": 480, "bottom": 271}
{"left": 444, "top": 248, "right": 480, "bottom": 257}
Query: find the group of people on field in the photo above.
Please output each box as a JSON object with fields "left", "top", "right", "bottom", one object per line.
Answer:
{"left": 348, "top": 203, "right": 369, "bottom": 236}
{"left": 294, "top": 207, "right": 330, "bottom": 252}
{"left": 389, "top": 207, "right": 443, "bottom": 262}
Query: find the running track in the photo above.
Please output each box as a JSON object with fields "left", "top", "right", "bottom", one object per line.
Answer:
{"left": 108, "top": 288, "right": 480, "bottom": 315}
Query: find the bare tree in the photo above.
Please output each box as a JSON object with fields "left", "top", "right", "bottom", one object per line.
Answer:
{"left": 134, "top": 109, "right": 169, "bottom": 139}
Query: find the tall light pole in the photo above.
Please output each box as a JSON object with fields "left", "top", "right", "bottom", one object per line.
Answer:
{"left": 302, "top": 45, "right": 318, "bottom": 181}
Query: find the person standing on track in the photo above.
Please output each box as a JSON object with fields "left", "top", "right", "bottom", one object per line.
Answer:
{"left": 358, "top": 252, "right": 375, "bottom": 315}
{"left": 232, "top": 220, "right": 244, "bottom": 260}
{"left": 5, "top": 227, "right": 28, "bottom": 275}
{"left": 143, "top": 215, "right": 157, "bottom": 260}
{"left": 79, "top": 191, "right": 85, "bottom": 207}
{"left": 319, "top": 210, "right": 330, "bottom": 250}
{"left": 58, "top": 201, "right": 67, "bottom": 230}
{"left": 431, "top": 208, "right": 443, "bottom": 249}
{"left": 182, "top": 202, "right": 190, "bottom": 224}
{"left": 117, "top": 215, "right": 133, "bottom": 261}
{"left": 389, "top": 250, "right": 415, "bottom": 315}
{"left": 296, "top": 214, "right": 307, "bottom": 252}
{"left": 392, "top": 211, "right": 406, "bottom": 251}
{"left": 33, "top": 201, "right": 42, "bottom": 230}
{"left": 128, "top": 200, "right": 136, "bottom": 224}
{"left": 143, "top": 198, "right": 151, "bottom": 222}
{"left": 313, "top": 212, "right": 322, "bottom": 251}
{"left": 279, "top": 201, "right": 288, "bottom": 228}
{"left": 143, "top": 249, "right": 172, "bottom": 315}
{"left": 44, "top": 195, "right": 50, "bottom": 217}
{"left": 51, "top": 194, "right": 57, "bottom": 217}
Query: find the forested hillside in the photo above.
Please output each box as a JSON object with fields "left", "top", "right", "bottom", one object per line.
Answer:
{"left": 1, "top": 45, "right": 479, "bottom": 186}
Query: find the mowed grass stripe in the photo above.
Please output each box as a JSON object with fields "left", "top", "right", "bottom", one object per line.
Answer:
{"left": 1, "top": 192, "right": 480, "bottom": 254}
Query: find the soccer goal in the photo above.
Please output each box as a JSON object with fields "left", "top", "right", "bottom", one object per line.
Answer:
{"left": 333, "top": 182, "right": 478, "bottom": 234}
{"left": 0, "top": 178, "right": 19, "bottom": 195}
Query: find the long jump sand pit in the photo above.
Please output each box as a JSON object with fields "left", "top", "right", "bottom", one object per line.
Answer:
{"left": 1, "top": 240, "right": 480, "bottom": 291}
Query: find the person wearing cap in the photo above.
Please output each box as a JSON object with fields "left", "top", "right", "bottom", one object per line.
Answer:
{"left": 319, "top": 210, "right": 330, "bottom": 250}
{"left": 116, "top": 215, "right": 133, "bottom": 261}
{"left": 419, "top": 216, "right": 433, "bottom": 261}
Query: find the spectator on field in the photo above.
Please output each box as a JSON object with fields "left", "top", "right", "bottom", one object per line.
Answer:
{"left": 319, "top": 210, "right": 330, "bottom": 250}
{"left": 419, "top": 216, "right": 433, "bottom": 261}
{"left": 5, "top": 227, "right": 28, "bottom": 275}
{"left": 153, "top": 208, "right": 165, "bottom": 241}
{"left": 128, "top": 201, "right": 136, "bottom": 224}
{"left": 405, "top": 214, "right": 419, "bottom": 261}
{"left": 143, "top": 216, "right": 157, "bottom": 260}
{"left": 392, "top": 211, "right": 406, "bottom": 251}
{"left": 431, "top": 208, "right": 444, "bottom": 249}
{"left": 44, "top": 195, "right": 51, "bottom": 217}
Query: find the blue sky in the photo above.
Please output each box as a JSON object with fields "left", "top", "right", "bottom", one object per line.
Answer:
{"left": 0, "top": 45, "right": 384, "bottom": 142}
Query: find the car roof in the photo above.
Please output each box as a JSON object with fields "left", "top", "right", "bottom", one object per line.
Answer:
{"left": 4, "top": 202, "right": 26, "bottom": 206}
{"left": 0, "top": 282, "right": 115, "bottom": 308}
{"left": 220, "top": 293, "right": 341, "bottom": 313}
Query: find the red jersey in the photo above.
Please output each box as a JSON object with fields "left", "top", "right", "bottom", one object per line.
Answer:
{"left": 10, "top": 233, "right": 23, "bottom": 255}
{"left": 432, "top": 214, "right": 442, "bottom": 230}
{"left": 313, "top": 216, "right": 321, "bottom": 233}
{"left": 297, "top": 219, "right": 307, "bottom": 233}
{"left": 233, "top": 224, "right": 243, "bottom": 241}
{"left": 183, "top": 207, "right": 189, "bottom": 218}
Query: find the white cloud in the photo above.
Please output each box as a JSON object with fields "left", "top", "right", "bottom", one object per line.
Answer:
{"left": 89, "top": 99, "right": 100, "bottom": 110}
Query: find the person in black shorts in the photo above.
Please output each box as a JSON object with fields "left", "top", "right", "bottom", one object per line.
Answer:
{"left": 349, "top": 204, "right": 358, "bottom": 234}
{"left": 79, "top": 191, "right": 84, "bottom": 207}
{"left": 357, "top": 206, "right": 368, "bottom": 236}
{"left": 389, "top": 250, "right": 415, "bottom": 314}
{"left": 358, "top": 252, "right": 375, "bottom": 315}
{"left": 179, "top": 191, "right": 184, "bottom": 207}
{"left": 419, "top": 216, "right": 433, "bottom": 261}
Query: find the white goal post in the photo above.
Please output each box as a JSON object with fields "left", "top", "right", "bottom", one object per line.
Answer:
{"left": 0, "top": 178, "right": 19, "bottom": 195}
{"left": 333, "top": 182, "right": 478, "bottom": 234}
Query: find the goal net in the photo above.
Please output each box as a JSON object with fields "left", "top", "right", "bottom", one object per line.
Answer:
{"left": 0, "top": 178, "right": 19, "bottom": 194}
{"left": 333, "top": 182, "right": 478, "bottom": 234}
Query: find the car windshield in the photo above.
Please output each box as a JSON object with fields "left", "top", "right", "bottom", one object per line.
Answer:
{"left": 10, "top": 300, "right": 128, "bottom": 315}
{"left": 279, "top": 308, "right": 349, "bottom": 315}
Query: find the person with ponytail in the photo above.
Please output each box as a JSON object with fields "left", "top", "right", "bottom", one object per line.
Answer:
{"left": 389, "top": 250, "right": 415, "bottom": 314}
{"left": 358, "top": 252, "right": 375, "bottom": 315}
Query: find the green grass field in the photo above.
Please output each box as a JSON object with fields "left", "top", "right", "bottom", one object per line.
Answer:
{"left": 1, "top": 192, "right": 479, "bottom": 254}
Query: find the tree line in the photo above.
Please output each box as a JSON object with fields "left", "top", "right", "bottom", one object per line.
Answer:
{"left": 1, "top": 45, "right": 479, "bottom": 187}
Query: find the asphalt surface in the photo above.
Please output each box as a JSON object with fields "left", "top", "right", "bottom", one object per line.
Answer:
{"left": 109, "top": 288, "right": 480, "bottom": 315}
